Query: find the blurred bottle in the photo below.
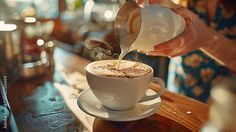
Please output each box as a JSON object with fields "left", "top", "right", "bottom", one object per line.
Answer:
{"left": 0, "top": 2, "right": 22, "bottom": 82}
{"left": 201, "top": 76, "right": 236, "bottom": 132}
{"left": 74, "top": 0, "right": 84, "bottom": 9}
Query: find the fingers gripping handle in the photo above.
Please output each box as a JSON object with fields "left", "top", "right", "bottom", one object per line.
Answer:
{"left": 140, "top": 77, "right": 165, "bottom": 102}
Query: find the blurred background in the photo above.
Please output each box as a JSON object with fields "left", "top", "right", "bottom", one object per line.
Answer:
{"left": 0, "top": 0, "right": 169, "bottom": 83}
{"left": 2, "top": 1, "right": 236, "bottom": 131}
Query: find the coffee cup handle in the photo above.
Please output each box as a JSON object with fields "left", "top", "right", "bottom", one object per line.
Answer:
{"left": 140, "top": 77, "right": 165, "bottom": 102}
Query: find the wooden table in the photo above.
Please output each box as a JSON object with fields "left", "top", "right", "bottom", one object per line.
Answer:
{"left": 8, "top": 47, "right": 209, "bottom": 132}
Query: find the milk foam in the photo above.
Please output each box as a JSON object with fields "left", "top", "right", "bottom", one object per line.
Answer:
{"left": 88, "top": 60, "right": 152, "bottom": 78}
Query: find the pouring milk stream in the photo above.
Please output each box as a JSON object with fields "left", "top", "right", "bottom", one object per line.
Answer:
{"left": 84, "top": 0, "right": 185, "bottom": 69}
{"left": 115, "top": 0, "right": 185, "bottom": 69}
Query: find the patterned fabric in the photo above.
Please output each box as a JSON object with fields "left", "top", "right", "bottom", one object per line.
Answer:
{"left": 167, "top": 0, "right": 236, "bottom": 102}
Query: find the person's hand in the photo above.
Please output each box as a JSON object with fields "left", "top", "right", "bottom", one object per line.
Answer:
{"left": 149, "top": 7, "right": 218, "bottom": 57}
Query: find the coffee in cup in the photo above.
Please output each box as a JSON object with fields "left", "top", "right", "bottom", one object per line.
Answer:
{"left": 85, "top": 60, "right": 165, "bottom": 111}
{"left": 87, "top": 60, "right": 151, "bottom": 78}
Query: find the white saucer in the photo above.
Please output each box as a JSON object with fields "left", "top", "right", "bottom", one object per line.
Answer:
{"left": 77, "top": 89, "right": 161, "bottom": 121}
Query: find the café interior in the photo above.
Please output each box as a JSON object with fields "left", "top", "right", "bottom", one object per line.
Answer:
{"left": 0, "top": 0, "right": 236, "bottom": 131}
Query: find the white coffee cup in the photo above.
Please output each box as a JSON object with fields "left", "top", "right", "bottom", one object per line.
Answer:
{"left": 85, "top": 60, "right": 165, "bottom": 111}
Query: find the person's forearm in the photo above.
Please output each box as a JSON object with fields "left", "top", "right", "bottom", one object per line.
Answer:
{"left": 200, "top": 32, "right": 236, "bottom": 73}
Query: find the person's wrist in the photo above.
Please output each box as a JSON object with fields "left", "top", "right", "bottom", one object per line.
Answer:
{"left": 201, "top": 35, "right": 219, "bottom": 49}
{"left": 200, "top": 28, "right": 221, "bottom": 49}
{"left": 200, "top": 33, "right": 226, "bottom": 66}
